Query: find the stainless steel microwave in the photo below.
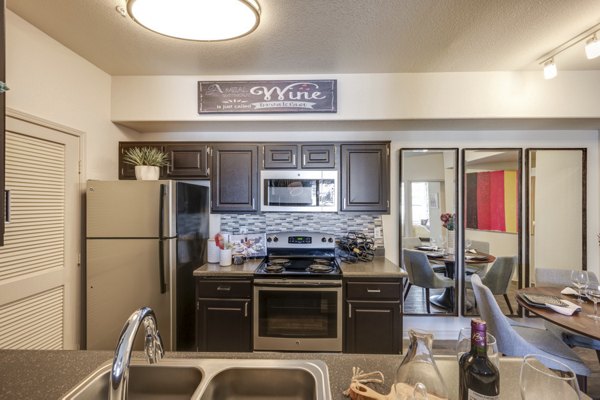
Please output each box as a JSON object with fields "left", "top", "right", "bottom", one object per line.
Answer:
{"left": 260, "top": 170, "right": 338, "bottom": 212}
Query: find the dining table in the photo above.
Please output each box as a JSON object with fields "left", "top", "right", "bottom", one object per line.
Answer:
{"left": 516, "top": 286, "right": 600, "bottom": 341}
{"left": 415, "top": 246, "right": 496, "bottom": 310}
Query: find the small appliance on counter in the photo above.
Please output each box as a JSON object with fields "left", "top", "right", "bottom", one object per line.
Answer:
{"left": 85, "top": 180, "right": 209, "bottom": 351}
{"left": 253, "top": 231, "right": 342, "bottom": 352}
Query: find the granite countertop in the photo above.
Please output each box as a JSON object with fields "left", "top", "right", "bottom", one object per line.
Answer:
{"left": 193, "top": 257, "right": 406, "bottom": 278}
{"left": 339, "top": 257, "right": 407, "bottom": 278}
{"left": 0, "top": 350, "right": 539, "bottom": 400}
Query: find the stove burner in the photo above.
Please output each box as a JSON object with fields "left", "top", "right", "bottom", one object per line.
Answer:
{"left": 269, "top": 258, "right": 290, "bottom": 265}
{"left": 307, "top": 264, "right": 334, "bottom": 273}
{"left": 313, "top": 258, "right": 332, "bottom": 265}
{"left": 264, "top": 264, "right": 285, "bottom": 273}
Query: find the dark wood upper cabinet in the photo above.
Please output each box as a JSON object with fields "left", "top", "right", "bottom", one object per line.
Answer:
{"left": 340, "top": 143, "right": 390, "bottom": 213}
{"left": 211, "top": 144, "right": 258, "bottom": 213}
{"left": 165, "top": 144, "right": 210, "bottom": 178}
{"left": 118, "top": 142, "right": 166, "bottom": 180}
{"left": 263, "top": 144, "right": 298, "bottom": 169}
{"left": 0, "top": 0, "right": 6, "bottom": 246}
{"left": 301, "top": 144, "right": 336, "bottom": 169}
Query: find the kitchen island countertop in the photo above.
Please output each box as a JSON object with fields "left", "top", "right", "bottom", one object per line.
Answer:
{"left": 0, "top": 349, "right": 541, "bottom": 400}
{"left": 193, "top": 257, "right": 406, "bottom": 278}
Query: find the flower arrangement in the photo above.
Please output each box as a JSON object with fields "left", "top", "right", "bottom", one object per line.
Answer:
{"left": 440, "top": 213, "right": 455, "bottom": 231}
{"left": 214, "top": 232, "right": 233, "bottom": 250}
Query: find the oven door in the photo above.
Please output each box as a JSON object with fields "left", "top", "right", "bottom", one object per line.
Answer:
{"left": 260, "top": 170, "right": 338, "bottom": 212}
{"left": 253, "top": 280, "right": 342, "bottom": 352}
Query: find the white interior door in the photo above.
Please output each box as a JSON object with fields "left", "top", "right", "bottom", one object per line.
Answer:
{"left": 0, "top": 111, "right": 81, "bottom": 350}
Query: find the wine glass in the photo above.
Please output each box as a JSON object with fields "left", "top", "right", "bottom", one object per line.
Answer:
{"left": 586, "top": 284, "right": 600, "bottom": 320}
{"left": 465, "top": 239, "right": 472, "bottom": 251}
{"left": 571, "top": 271, "right": 589, "bottom": 304}
{"left": 456, "top": 327, "right": 500, "bottom": 368}
{"left": 520, "top": 354, "right": 580, "bottom": 400}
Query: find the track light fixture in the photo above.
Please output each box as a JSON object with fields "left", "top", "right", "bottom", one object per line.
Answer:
{"left": 537, "top": 22, "right": 600, "bottom": 80}
{"left": 543, "top": 59, "right": 557, "bottom": 80}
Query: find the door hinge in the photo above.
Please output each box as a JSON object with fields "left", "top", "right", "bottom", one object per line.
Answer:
{"left": 206, "top": 146, "right": 210, "bottom": 155}
{"left": 78, "top": 160, "right": 82, "bottom": 174}
{"left": 386, "top": 146, "right": 390, "bottom": 156}
{"left": 77, "top": 253, "right": 81, "bottom": 266}
{"left": 196, "top": 300, "right": 199, "bottom": 311}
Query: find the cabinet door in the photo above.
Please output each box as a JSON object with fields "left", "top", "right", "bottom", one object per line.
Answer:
{"left": 301, "top": 144, "right": 336, "bottom": 169}
{"left": 346, "top": 300, "right": 401, "bottom": 354}
{"left": 263, "top": 144, "right": 298, "bottom": 169}
{"left": 0, "top": 0, "right": 5, "bottom": 246}
{"left": 118, "top": 142, "right": 166, "bottom": 180}
{"left": 165, "top": 144, "right": 210, "bottom": 178}
{"left": 196, "top": 298, "right": 251, "bottom": 352}
{"left": 211, "top": 145, "right": 258, "bottom": 212}
{"left": 341, "top": 144, "right": 390, "bottom": 212}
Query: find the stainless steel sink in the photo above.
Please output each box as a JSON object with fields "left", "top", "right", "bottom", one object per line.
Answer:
{"left": 61, "top": 359, "right": 332, "bottom": 400}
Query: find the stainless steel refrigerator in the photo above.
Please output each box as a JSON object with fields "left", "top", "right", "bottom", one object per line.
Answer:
{"left": 86, "top": 180, "right": 209, "bottom": 351}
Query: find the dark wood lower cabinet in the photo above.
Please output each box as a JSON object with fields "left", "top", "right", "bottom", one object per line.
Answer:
{"left": 196, "top": 298, "right": 251, "bottom": 352}
{"left": 345, "top": 278, "right": 402, "bottom": 354}
{"left": 196, "top": 279, "right": 252, "bottom": 352}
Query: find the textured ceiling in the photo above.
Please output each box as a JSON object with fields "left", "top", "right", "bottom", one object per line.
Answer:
{"left": 7, "top": 0, "right": 600, "bottom": 76}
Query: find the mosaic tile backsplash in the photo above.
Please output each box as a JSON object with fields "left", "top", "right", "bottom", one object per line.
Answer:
{"left": 219, "top": 213, "right": 384, "bottom": 248}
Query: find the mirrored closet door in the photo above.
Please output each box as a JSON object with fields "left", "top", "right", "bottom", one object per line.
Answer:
{"left": 400, "top": 149, "right": 458, "bottom": 316}
{"left": 462, "top": 149, "right": 522, "bottom": 316}
{"left": 525, "top": 149, "right": 586, "bottom": 288}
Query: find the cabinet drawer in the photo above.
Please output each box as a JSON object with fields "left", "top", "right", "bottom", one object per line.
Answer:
{"left": 346, "top": 281, "right": 401, "bottom": 300}
{"left": 197, "top": 280, "right": 252, "bottom": 298}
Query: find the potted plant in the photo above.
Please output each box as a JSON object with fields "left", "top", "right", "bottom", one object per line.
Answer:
{"left": 122, "top": 146, "right": 169, "bottom": 180}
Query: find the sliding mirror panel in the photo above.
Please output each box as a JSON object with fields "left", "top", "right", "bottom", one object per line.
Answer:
{"left": 462, "top": 149, "right": 522, "bottom": 317}
{"left": 400, "top": 149, "right": 458, "bottom": 316}
{"left": 525, "top": 149, "right": 586, "bottom": 288}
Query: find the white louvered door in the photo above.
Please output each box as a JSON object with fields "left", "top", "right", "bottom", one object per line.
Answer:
{"left": 0, "top": 113, "right": 80, "bottom": 350}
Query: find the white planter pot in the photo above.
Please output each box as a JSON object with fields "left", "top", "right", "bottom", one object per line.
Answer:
{"left": 135, "top": 165, "right": 160, "bottom": 180}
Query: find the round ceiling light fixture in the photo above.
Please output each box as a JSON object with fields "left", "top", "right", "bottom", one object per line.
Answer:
{"left": 126, "top": 0, "right": 261, "bottom": 42}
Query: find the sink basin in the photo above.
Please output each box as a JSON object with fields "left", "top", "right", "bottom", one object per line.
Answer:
{"left": 62, "top": 360, "right": 203, "bottom": 400}
{"left": 61, "top": 359, "right": 331, "bottom": 400}
{"left": 200, "top": 367, "right": 317, "bottom": 400}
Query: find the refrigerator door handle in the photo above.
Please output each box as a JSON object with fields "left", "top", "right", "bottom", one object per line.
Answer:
{"left": 159, "top": 184, "right": 166, "bottom": 239}
{"left": 158, "top": 239, "right": 167, "bottom": 294}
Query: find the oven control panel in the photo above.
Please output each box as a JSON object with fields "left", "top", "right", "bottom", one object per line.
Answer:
{"left": 266, "top": 232, "right": 336, "bottom": 249}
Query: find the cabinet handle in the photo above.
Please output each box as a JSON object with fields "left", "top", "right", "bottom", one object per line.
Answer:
{"left": 303, "top": 154, "right": 306, "bottom": 166}
{"left": 348, "top": 303, "right": 352, "bottom": 318}
{"left": 292, "top": 154, "right": 296, "bottom": 166}
{"left": 0, "top": 81, "right": 9, "bottom": 93}
{"left": 217, "top": 286, "right": 231, "bottom": 291}
{"left": 252, "top": 198, "right": 255, "bottom": 209}
{"left": 4, "top": 190, "right": 10, "bottom": 223}
{"left": 367, "top": 289, "right": 381, "bottom": 293}
{"left": 244, "top": 301, "right": 248, "bottom": 317}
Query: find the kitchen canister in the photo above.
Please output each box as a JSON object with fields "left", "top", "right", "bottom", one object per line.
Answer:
{"left": 207, "top": 239, "right": 220, "bottom": 263}
{"left": 219, "top": 249, "right": 232, "bottom": 267}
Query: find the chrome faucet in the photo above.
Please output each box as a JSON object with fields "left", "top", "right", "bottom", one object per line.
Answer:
{"left": 109, "top": 307, "right": 164, "bottom": 400}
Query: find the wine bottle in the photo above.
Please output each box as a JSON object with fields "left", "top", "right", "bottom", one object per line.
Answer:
{"left": 459, "top": 318, "right": 500, "bottom": 400}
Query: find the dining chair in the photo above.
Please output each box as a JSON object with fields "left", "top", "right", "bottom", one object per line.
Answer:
{"left": 403, "top": 249, "right": 454, "bottom": 313}
{"left": 470, "top": 274, "right": 591, "bottom": 378}
{"left": 535, "top": 268, "right": 600, "bottom": 363}
{"left": 465, "top": 240, "right": 490, "bottom": 275}
{"left": 466, "top": 256, "right": 517, "bottom": 314}
{"left": 402, "top": 236, "right": 422, "bottom": 249}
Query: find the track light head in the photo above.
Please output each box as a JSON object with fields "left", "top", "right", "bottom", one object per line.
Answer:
{"left": 585, "top": 34, "right": 600, "bottom": 60}
{"left": 543, "top": 59, "right": 557, "bottom": 80}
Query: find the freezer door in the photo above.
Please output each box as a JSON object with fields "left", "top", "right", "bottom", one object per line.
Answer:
{"left": 87, "top": 239, "right": 171, "bottom": 350}
{"left": 86, "top": 180, "right": 175, "bottom": 238}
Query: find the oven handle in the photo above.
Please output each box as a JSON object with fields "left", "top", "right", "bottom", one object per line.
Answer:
{"left": 253, "top": 280, "right": 342, "bottom": 288}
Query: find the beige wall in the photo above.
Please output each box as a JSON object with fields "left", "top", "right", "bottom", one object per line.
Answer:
{"left": 111, "top": 71, "right": 600, "bottom": 123}
{"left": 5, "top": 11, "right": 140, "bottom": 180}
